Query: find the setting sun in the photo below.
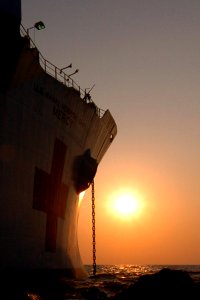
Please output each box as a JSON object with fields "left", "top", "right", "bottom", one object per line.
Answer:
{"left": 106, "top": 188, "right": 145, "bottom": 220}
{"left": 114, "top": 194, "right": 139, "bottom": 216}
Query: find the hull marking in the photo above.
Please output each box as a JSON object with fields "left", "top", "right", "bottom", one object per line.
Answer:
{"left": 33, "top": 139, "right": 68, "bottom": 252}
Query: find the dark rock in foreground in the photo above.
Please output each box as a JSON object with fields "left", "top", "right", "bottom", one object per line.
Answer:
{"left": 113, "top": 268, "right": 200, "bottom": 300}
{"left": 113, "top": 268, "right": 200, "bottom": 299}
{"left": 1, "top": 268, "right": 200, "bottom": 299}
{"left": 0, "top": 269, "right": 71, "bottom": 300}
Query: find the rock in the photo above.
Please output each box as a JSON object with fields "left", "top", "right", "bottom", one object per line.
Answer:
{"left": 81, "top": 286, "right": 107, "bottom": 299}
{"left": 113, "top": 268, "right": 199, "bottom": 299}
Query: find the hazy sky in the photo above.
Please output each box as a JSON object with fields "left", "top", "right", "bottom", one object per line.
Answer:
{"left": 22, "top": 0, "right": 200, "bottom": 265}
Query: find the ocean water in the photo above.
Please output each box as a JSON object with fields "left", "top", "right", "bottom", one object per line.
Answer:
{"left": 24, "top": 264, "right": 200, "bottom": 300}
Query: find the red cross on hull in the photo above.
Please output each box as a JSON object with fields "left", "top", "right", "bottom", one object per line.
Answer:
{"left": 33, "top": 139, "right": 68, "bottom": 252}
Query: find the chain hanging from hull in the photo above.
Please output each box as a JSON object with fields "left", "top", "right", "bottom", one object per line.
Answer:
{"left": 91, "top": 180, "right": 96, "bottom": 276}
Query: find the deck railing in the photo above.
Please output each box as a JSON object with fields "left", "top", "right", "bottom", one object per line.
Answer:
{"left": 20, "top": 24, "right": 105, "bottom": 118}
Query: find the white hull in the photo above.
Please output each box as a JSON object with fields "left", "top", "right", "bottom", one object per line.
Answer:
{"left": 0, "top": 36, "right": 117, "bottom": 277}
{"left": 0, "top": 1, "right": 117, "bottom": 278}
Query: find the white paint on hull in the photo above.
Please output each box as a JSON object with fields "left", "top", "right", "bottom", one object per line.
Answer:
{"left": 0, "top": 52, "right": 117, "bottom": 277}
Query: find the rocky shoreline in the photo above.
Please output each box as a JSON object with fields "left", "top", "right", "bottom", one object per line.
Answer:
{"left": 112, "top": 268, "right": 200, "bottom": 299}
{"left": 1, "top": 268, "right": 200, "bottom": 299}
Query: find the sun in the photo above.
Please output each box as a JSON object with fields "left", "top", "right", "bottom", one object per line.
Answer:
{"left": 106, "top": 188, "right": 144, "bottom": 220}
{"left": 114, "top": 194, "right": 139, "bottom": 216}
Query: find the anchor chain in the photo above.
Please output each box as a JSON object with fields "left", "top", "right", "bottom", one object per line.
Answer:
{"left": 91, "top": 179, "right": 96, "bottom": 276}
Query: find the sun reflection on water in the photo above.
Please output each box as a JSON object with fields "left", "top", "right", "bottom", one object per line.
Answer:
{"left": 27, "top": 293, "right": 41, "bottom": 300}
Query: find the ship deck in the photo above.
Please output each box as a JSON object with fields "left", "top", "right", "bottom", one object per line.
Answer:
{"left": 20, "top": 24, "right": 105, "bottom": 118}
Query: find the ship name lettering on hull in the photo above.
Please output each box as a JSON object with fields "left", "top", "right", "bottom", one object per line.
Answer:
{"left": 53, "top": 105, "right": 74, "bottom": 127}
{"left": 34, "top": 81, "right": 79, "bottom": 127}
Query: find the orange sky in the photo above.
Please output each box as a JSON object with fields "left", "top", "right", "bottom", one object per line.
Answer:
{"left": 23, "top": 0, "right": 200, "bottom": 265}
{"left": 78, "top": 146, "right": 200, "bottom": 265}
